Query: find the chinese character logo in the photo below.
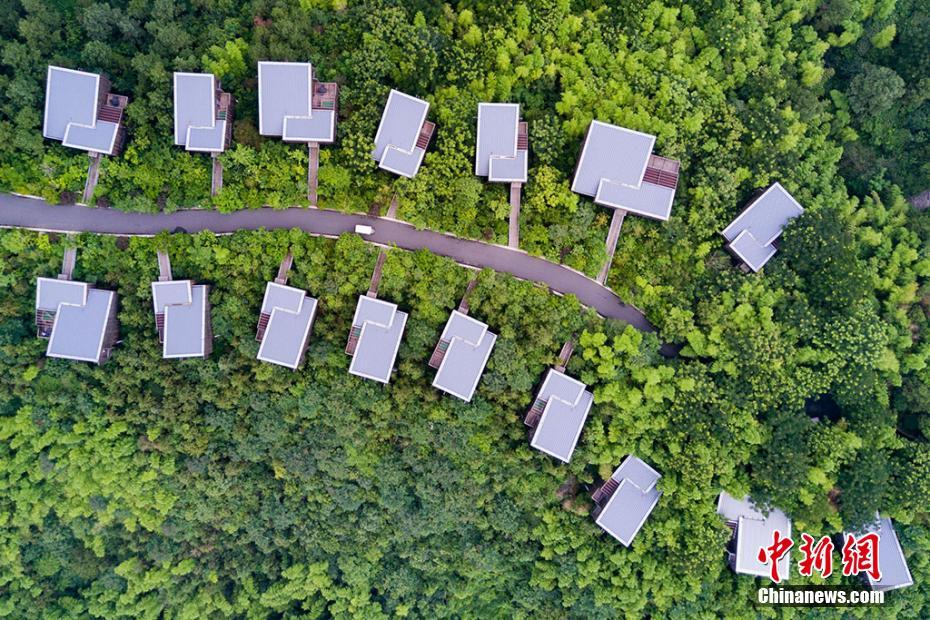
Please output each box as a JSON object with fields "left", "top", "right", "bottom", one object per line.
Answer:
{"left": 841, "top": 532, "right": 881, "bottom": 581}
{"left": 798, "top": 534, "right": 834, "bottom": 578}
{"left": 758, "top": 530, "right": 793, "bottom": 583}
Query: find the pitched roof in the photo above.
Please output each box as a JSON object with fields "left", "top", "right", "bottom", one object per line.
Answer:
{"left": 529, "top": 369, "right": 593, "bottom": 462}
{"left": 173, "top": 72, "right": 226, "bottom": 152}
{"left": 256, "top": 282, "right": 317, "bottom": 369}
{"left": 571, "top": 120, "right": 678, "bottom": 221}
{"left": 258, "top": 62, "right": 335, "bottom": 143}
{"left": 847, "top": 516, "right": 913, "bottom": 591}
{"left": 36, "top": 277, "right": 115, "bottom": 363}
{"left": 349, "top": 296, "right": 407, "bottom": 383}
{"left": 717, "top": 492, "right": 792, "bottom": 580}
{"left": 44, "top": 66, "right": 121, "bottom": 155}
{"left": 476, "top": 103, "right": 527, "bottom": 183}
{"left": 152, "top": 280, "right": 210, "bottom": 359}
{"left": 432, "top": 310, "right": 496, "bottom": 401}
{"left": 372, "top": 90, "right": 429, "bottom": 178}
{"left": 721, "top": 182, "right": 804, "bottom": 272}
{"left": 595, "top": 455, "right": 662, "bottom": 546}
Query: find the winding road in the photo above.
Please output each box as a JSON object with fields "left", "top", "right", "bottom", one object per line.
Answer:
{"left": 0, "top": 193, "right": 676, "bottom": 355}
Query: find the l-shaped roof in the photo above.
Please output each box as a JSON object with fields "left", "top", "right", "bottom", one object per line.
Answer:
{"left": 44, "top": 66, "right": 120, "bottom": 155}
{"left": 372, "top": 90, "right": 429, "bottom": 178}
{"left": 721, "top": 182, "right": 804, "bottom": 272}
{"left": 571, "top": 120, "right": 678, "bottom": 221}
{"left": 174, "top": 72, "right": 227, "bottom": 152}
{"left": 36, "top": 277, "right": 115, "bottom": 363}
{"left": 717, "top": 492, "right": 792, "bottom": 580}
{"left": 256, "top": 282, "right": 317, "bottom": 369}
{"left": 349, "top": 296, "right": 407, "bottom": 383}
{"left": 476, "top": 103, "right": 527, "bottom": 183}
{"left": 529, "top": 369, "right": 593, "bottom": 462}
{"left": 258, "top": 61, "right": 335, "bottom": 143}
{"left": 595, "top": 455, "right": 662, "bottom": 546}
{"left": 846, "top": 516, "right": 913, "bottom": 591}
{"left": 432, "top": 310, "right": 496, "bottom": 401}
{"left": 152, "top": 280, "right": 210, "bottom": 359}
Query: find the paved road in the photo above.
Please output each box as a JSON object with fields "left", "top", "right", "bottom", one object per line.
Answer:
{"left": 0, "top": 193, "right": 676, "bottom": 355}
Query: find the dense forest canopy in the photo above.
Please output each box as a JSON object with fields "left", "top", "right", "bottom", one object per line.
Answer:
{"left": 1, "top": 0, "right": 930, "bottom": 617}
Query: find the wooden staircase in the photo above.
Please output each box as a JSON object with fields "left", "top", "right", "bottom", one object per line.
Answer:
{"left": 591, "top": 477, "right": 620, "bottom": 505}
{"left": 517, "top": 122, "right": 528, "bottom": 151}
{"left": 524, "top": 398, "right": 547, "bottom": 428}
{"left": 345, "top": 324, "right": 362, "bottom": 355}
{"left": 428, "top": 339, "right": 450, "bottom": 368}
{"left": 97, "top": 104, "right": 122, "bottom": 124}
{"left": 416, "top": 121, "right": 435, "bottom": 150}
{"left": 155, "top": 313, "right": 166, "bottom": 342}
{"left": 256, "top": 312, "right": 271, "bottom": 341}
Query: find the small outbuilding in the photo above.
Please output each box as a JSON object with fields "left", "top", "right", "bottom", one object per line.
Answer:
{"left": 721, "top": 182, "right": 804, "bottom": 272}
{"left": 592, "top": 455, "right": 662, "bottom": 546}
{"left": 372, "top": 90, "right": 434, "bottom": 178}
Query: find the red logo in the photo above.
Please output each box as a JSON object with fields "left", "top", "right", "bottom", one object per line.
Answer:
{"left": 798, "top": 534, "right": 834, "bottom": 578}
{"left": 758, "top": 530, "right": 794, "bottom": 583}
{"left": 841, "top": 533, "right": 881, "bottom": 581}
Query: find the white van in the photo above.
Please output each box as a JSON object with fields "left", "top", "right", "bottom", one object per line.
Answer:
{"left": 354, "top": 224, "right": 374, "bottom": 236}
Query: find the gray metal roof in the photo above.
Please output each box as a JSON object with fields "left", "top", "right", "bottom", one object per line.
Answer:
{"left": 717, "top": 492, "right": 792, "bottom": 580}
{"left": 728, "top": 230, "right": 776, "bottom": 273}
{"left": 571, "top": 121, "right": 655, "bottom": 196}
{"left": 722, "top": 183, "right": 804, "bottom": 272}
{"left": 43, "top": 66, "right": 99, "bottom": 141}
{"left": 850, "top": 516, "right": 913, "bottom": 591}
{"left": 185, "top": 122, "right": 227, "bottom": 152}
{"left": 258, "top": 62, "right": 335, "bottom": 143}
{"left": 45, "top": 66, "right": 121, "bottom": 155}
{"left": 173, "top": 73, "right": 218, "bottom": 148}
{"left": 284, "top": 112, "right": 335, "bottom": 143}
{"left": 36, "top": 277, "right": 87, "bottom": 311}
{"left": 257, "top": 282, "right": 317, "bottom": 369}
{"left": 476, "top": 103, "right": 526, "bottom": 183}
{"left": 432, "top": 310, "right": 496, "bottom": 401}
{"left": 349, "top": 296, "right": 407, "bottom": 383}
{"left": 593, "top": 177, "right": 676, "bottom": 221}
{"left": 595, "top": 455, "right": 662, "bottom": 547}
{"left": 154, "top": 282, "right": 209, "bottom": 359}
{"left": 62, "top": 121, "right": 120, "bottom": 155}
{"left": 37, "top": 277, "right": 115, "bottom": 363}
{"left": 47, "top": 289, "right": 114, "bottom": 363}
{"left": 152, "top": 280, "right": 192, "bottom": 313}
{"left": 530, "top": 369, "right": 593, "bottom": 462}
{"left": 372, "top": 90, "right": 429, "bottom": 178}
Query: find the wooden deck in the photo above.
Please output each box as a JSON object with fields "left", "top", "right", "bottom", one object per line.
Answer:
{"left": 416, "top": 121, "right": 435, "bottom": 150}
{"left": 428, "top": 339, "right": 450, "bottom": 368}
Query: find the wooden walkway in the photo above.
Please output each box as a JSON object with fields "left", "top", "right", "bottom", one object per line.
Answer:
{"left": 82, "top": 155, "right": 101, "bottom": 204}
{"left": 508, "top": 182, "right": 521, "bottom": 248}
{"left": 597, "top": 209, "right": 626, "bottom": 285}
